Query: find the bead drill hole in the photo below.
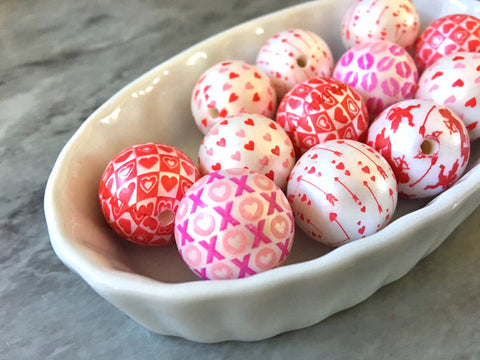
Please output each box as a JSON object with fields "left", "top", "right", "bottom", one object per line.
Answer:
{"left": 158, "top": 210, "right": 175, "bottom": 226}
{"left": 208, "top": 107, "right": 219, "bottom": 119}
{"left": 296, "top": 54, "right": 308, "bottom": 68}
{"left": 420, "top": 139, "right": 438, "bottom": 155}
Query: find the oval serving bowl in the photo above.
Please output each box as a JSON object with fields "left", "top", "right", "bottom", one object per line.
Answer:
{"left": 45, "top": 0, "right": 480, "bottom": 342}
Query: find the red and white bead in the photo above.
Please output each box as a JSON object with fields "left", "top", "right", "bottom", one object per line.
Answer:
{"left": 366, "top": 99, "right": 470, "bottom": 198}
{"left": 98, "top": 143, "right": 200, "bottom": 246}
{"left": 276, "top": 77, "right": 369, "bottom": 156}
{"left": 341, "top": 0, "right": 420, "bottom": 50}
{"left": 256, "top": 28, "right": 334, "bottom": 99}
{"left": 333, "top": 39, "right": 418, "bottom": 118}
{"left": 198, "top": 113, "right": 296, "bottom": 190}
{"left": 174, "top": 168, "right": 295, "bottom": 280}
{"left": 414, "top": 13, "right": 480, "bottom": 73}
{"left": 415, "top": 51, "right": 480, "bottom": 141}
{"left": 287, "top": 139, "right": 397, "bottom": 247}
{"left": 191, "top": 60, "right": 277, "bottom": 134}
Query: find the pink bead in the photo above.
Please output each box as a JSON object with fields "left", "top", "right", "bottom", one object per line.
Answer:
{"left": 256, "top": 28, "right": 334, "bottom": 99}
{"left": 414, "top": 14, "right": 480, "bottom": 73}
{"left": 276, "top": 77, "right": 369, "bottom": 156}
{"left": 191, "top": 60, "right": 277, "bottom": 134}
{"left": 98, "top": 143, "right": 200, "bottom": 246}
{"left": 333, "top": 40, "right": 418, "bottom": 118}
{"left": 198, "top": 113, "right": 296, "bottom": 190}
{"left": 287, "top": 139, "right": 397, "bottom": 247}
{"left": 341, "top": 0, "right": 420, "bottom": 50}
{"left": 415, "top": 51, "right": 480, "bottom": 141}
{"left": 366, "top": 99, "right": 470, "bottom": 198}
{"left": 174, "top": 168, "right": 295, "bottom": 280}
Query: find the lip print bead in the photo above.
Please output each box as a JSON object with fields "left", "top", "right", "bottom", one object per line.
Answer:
{"left": 366, "top": 99, "right": 470, "bottom": 198}
{"left": 415, "top": 52, "right": 480, "bottom": 141}
{"left": 275, "top": 77, "right": 368, "bottom": 156}
{"left": 98, "top": 143, "right": 200, "bottom": 246}
{"left": 174, "top": 168, "right": 295, "bottom": 280}
{"left": 341, "top": 0, "right": 420, "bottom": 50}
{"left": 191, "top": 60, "right": 277, "bottom": 134}
{"left": 414, "top": 14, "right": 480, "bottom": 73}
{"left": 286, "top": 139, "right": 397, "bottom": 247}
{"left": 198, "top": 113, "right": 296, "bottom": 190}
{"left": 256, "top": 28, "right": 334, "bottom": 99}
{"left": 333, "top": 39, "right": 418, "bottom": 118}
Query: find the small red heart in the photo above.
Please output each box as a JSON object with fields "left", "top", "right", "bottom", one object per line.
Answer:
{"left": 229, "top": 72, "right": 239, "bottom": 79}
{"left": 452, "top": 78, "right": 464, "bottom": 87}
{"left": 361, "top": 166, "right": 370, "bottom": 174}
{"left": 254, "top": 72, "right": 262, "bottom": 79}
{"left": 335, "top": 162, "right": 345, "bottom": 170}
{"left": 244, "top": 140, "right": 255, "bottom": 151}
{"left": 201, "top": 118, "right": 208, "bottom": 127}
{"left": 161, "top": 175, "right": 178, "bottom": 192}
{"left": 465, "top": 97, "right": 477, "bottom": 108}
{"left": 244, "top": 118, "right": 255, "bottom": 126}
{"left": 252, "top": 92, "right": 260, "bottom": 102}
{"left": 360, "top": 206, "right": 366, "bottom": 213}
{"left": 216, "top": 138, "right": 226, "bottom": 147}
{"left": 308, "top": 166, "right": 315, "bottom": 174}
{"left": 271, "top": 145, "right": 280, "bottom": 156}
{"left": 269, "top": 122, "right": 277, "bottom": 130}
{"left": 229, "top": 93, "right": 239, "bottom": 102}
{"left": 329, "top": 212, "right": 337, "bottom": 222}
{"left": 431, "top": 71, "right": 443, "bottom": 80}
{"left": 265, "top": 170, "right": 274, "bottom": 181}
{"left": 288, "top": 98, "right": 302, "bottom": 109}
{"left": 212, "top": 162, "right": 221, "bottom": 171}
{"left": 358, "top": 226, "right": 365, "bottom": 235}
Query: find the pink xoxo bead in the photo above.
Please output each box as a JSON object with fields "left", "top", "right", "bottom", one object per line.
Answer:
{"left": 287, "top": 139, "right": 397, "bottom": 247}
{"left": 98, "top": 143, "right": 200, "bottom": 246}
{"left": 191, "top": 60, "right": 277, "bottom": 134}
{"left": 414, "top": 14, "right": 480, "bottom": 73}
{"left": 341, "top": 0, "right": 420, "bottom": 50}
{"left": 276, "top": 77, "right": 368, "bottom": 156}
{"left": 333, "top": 39, "right": 418, "bottom": 118}
{"left": 174, "top": 168, "right": 295, "bottom": 280}
{"left": 256, "top": 28, "right": 334, "bottom": 99}
{"left": 198, "top": 113, "right": 296, "bottom": 190}
{"left": 415, "top": 51, "right": 480, "bottom": 141}
{"left": 366, "top": 99, "right": 470, "bottom": 198}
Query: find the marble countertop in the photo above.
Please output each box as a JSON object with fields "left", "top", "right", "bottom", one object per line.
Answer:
{"left": 1, "top": 0, "right": 479, "bottom": 358}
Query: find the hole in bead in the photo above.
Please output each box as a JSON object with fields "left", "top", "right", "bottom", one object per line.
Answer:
{"left": 420, "top": 138, "right": 438, "bottom": 156}
{"left": 158, "top": 210, "right": 175, "bottom": 226}
{"left": 296, "top": 54, "right": 308, "bottom": 68}
{"left": 208, "top": 107, "right": 219, "bottom": 119}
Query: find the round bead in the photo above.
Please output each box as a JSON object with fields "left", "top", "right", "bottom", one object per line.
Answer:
{"left": 98, "top": 143, "right": 200, "bottom": 246}
{"left": 415, "top": 51, "right": 480, "bottom": 141}
{"left": 341, "top": 0, "right": 420, "bottom": 50}
{"left": 198, "top": 113, "right": 296, "bottom": 190}
{"left": 333, "top": 39, "right": 418, "bottom": 118}
{"left": 174, "top": 168, "right": 295, "bottom": 280}
{"left": 366, "top": 99, "right": 470, "bottom": 198}
{"left": 414, "top": 14, "right": 480, "bottom": 73}
{"left": 276, "top": 77, "right": 369, "bottom": 156}
{"left": 256, "top": 28, "right": 334, "bottom": 99}
{"left": 287, "top": 139, "right": 397, "bottom": 247}
{"left": 191, "top": 60, "right": 277, "bottom": 134}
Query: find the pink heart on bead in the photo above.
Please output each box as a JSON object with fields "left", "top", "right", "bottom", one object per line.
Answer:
{"left": 444, "top": 95, "right": 456, "bottom": 104}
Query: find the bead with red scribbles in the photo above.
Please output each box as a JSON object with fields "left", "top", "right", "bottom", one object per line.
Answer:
{"left": 366, "top": 99, "right": 470, "bottom": 198}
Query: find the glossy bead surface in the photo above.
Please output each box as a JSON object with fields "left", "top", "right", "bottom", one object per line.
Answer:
{"left": 414, "top": 13, "right": 480, "bottom": 73}
{"left": 341, "top": 0, "right": 420, "bottom": 50}
{"left": 98, "top": 143, "right": 200, "bottom": 245}
{"left": 415, "top": 51, "right": 480, "bottom": 141}
{"left": 366, "top": 99, "right": 470, "bottom": 198}
{"left": 174, "top": 168, "right": 295, "bottom": 280}
{"left": 276, "top": 77, "right": 368, "bottom": 156}
{"left": 333, "top": 40, "right": 418, "bottom": 118}
{"left": 191, "top": 60, "right": 276, "bottom": 134}
{"left": 198, "top": 113, "right": 295, "bottom": 190}
{"left": 256, "top": 28, "right": 333, "bottom": 99}
{"left": 287, "top": 139, "right": 397, "bottom": 247}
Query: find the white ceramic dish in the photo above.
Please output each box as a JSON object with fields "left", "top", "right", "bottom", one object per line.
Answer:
{"left": 44, "top": 0, "right": 480, "bottom": 343}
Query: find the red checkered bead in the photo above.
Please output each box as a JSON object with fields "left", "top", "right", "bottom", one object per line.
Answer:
{"left": 98, "top": 143, "right": 200, "bottom": 246}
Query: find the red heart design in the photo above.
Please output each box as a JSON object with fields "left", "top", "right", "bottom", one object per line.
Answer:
{"left": 115, "top": 149, "right": 134, "bottom": 164}
{"left": 228, "top": 93, "right": 238, "bottom": 103}
{"left": 212, "top": 162, "right": 221, "bottom": 171}
{"left": 362, "top": 166, "right": 370, "bottom": 174}
{"left": 244, "top": 118, "right": 255, "bottom": 126}
{"left": 244, "top": 140, "right": 255, "bottom": 151}
{"left": 334, "top": 107, "right": 349, "bottom": 124}
{"left": 288, "top": 98, "right": 302, "bottom": 110}
{"left": 335, "top": 162, "right": 345, "bottom": 170}
{"left": 142, "top": 217, "right": 158, "bottom": 231}
{"left": 181, "top": 160, "right": 195, "bottom": 176}
{"left": 229, "top": 72, "right": 239, "bottom": 79}
{"left": 216, "top": 138, "right": 226, "bottom": 147}
{"left": 161, "top": 175, "right": 178, "bottom": 192}
{"left": 468, "top": 39, "right": 480, "bottom": 51}
{"left": 465, "top": 97, "right": 477, "bottom": 108}
{"left": 252, "top": 92, "right": 260, "bottom": 102}
{"left": 265, "top": 170, "right": 274, "bottom": 181}
{"left": 358, "top": 226, "right": 365, "bottom": 234}
{"left": 442, "top": 23, "right": 455, "bottom": 33}
{"left": 118, "top": 218, "right": 132, "bottom": 234}
{"left": 452, "top": 78, "right": 464, "bottom": 87}
{"left": 329, "top": 212, "right": 337, "bottom": 221}
{"left": 254, "top": 72, "right": 262, "bottom": 79}
{"left": 431, "top": 71, "right": 443, "bottom": 80}
{"left": 118, "top": 182, "right": 135, "bottom": 203}
{"left": 139, "top": 156, "right": 158, "bottom": 169}
{"left": 269, "top": 122, "right": 277, "bottom": 130}
{"left": 271, "top": 145, "right": 280, "bottom": 156}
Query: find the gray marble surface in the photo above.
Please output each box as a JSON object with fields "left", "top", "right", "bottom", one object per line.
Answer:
{"left": 1, "top": 0, "right": 479, "bottom": 358}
